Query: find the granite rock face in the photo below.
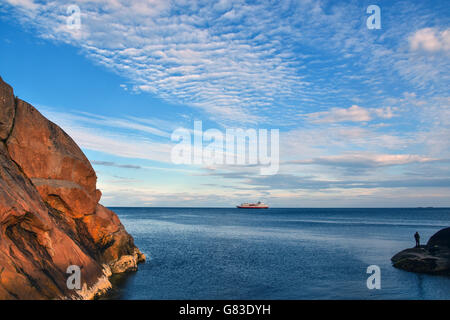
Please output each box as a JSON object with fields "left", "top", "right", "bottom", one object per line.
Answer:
{"left": 391, "top": 227, "right": 450, "bottom": 276}
{"left": 0, "top": 78, "right": 14, "bottom": 140}
{"left": 0, "top": 76, "right": 145, "bottom": 299}
{"left": 428, "top": 227, "right": 450, "bottom": 248}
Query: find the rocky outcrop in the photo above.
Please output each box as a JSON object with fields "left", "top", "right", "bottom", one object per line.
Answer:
{"left": 428, "top": 227, "right": 450, "bottom": 248}
{"left": 0, "top": 76, "right": 145, "bottom": 299}
{"left": 391, "top": 227, "right": 450, "bottom": 276}
{"left": 0, "top": 78, "right": 15, "bottom": 140}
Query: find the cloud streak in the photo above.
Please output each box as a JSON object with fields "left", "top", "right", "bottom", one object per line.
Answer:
{"left": 302, "top": 105, "right": 395, "bottom": 124}
{"left": 287, "top": 153, "right": 438, "bottom": 168}
{"left": 91, "top": 160, "right": 142, "bottom": 169}
{"left": 40, "top": 108, "right": 174, "bottom": 163}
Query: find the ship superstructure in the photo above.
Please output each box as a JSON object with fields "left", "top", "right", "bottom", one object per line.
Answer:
{"left": 236, "top": 201, "right": 269, "bottom": 209}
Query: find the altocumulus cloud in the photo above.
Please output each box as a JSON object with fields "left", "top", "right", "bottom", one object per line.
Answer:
{"left": 409, "top": 27, "right": 450, "bottom": 52}
{"left": 2, "top": 0, "right": 448, "bottom": 125}
{"left": 301, "top": 105, "right": 395, "bottom": 124}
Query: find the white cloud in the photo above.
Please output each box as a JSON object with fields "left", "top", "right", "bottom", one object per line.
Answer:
{"left": 288, "top": 153, "right": 437, "bottom": 168}
{"left": 2, "top": 0, "right": 311, "bottom": 123}
{"left": 409, "top": 28, "right": 450, "bottom": 52}
{"left": 7, "top": 0, "right": 37, "bottom": 10}
{"left": 302, "top": 105, "right": 395, "bottom": 123}
{"left": 2, "top": 0, "right": 448, "bottom": 125}
{"left": 40, "top": 108, "right": 174, "bottom": 163}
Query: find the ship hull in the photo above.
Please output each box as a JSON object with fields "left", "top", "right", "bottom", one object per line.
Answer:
{"left": 236, "top": 206, "right": 269, "bottom": 209}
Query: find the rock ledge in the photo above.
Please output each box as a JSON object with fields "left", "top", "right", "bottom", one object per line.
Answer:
{"left": 391, "top": 227, "right": 450, "bottom": 276}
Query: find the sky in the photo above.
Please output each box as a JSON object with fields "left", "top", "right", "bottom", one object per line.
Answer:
{"left": 0, "top": 0, "right": 449, "bottom": 207}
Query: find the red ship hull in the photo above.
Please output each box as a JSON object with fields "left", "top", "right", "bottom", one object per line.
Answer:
{"left": 236, "top": 205, "right": 269, "bottom": 209}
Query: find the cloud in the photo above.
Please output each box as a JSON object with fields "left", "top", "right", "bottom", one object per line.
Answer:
{"left": 91, "top": 160, "right": 141, "bottom": 169}
{"left": 2, "top": 1, "right": 450, "bottom": 207}
{"left": 245, "top": 174, "right": 450, "bottom": 191}
{"left": 280, "top": 125, "right": 412, "bottom": 156}
{"left": 287, "top": 153, "right": 437, "bottom": 168}
{"left": 97, "top": 181, "right": 265, "bottom": 207}
{"left": 409, "top": 28, "right": 450, "bottom": 52}
{"left": 56, "top": 111, "right": 172, "bottom": 138}
{"left": 4, "top": 0, "right": 445, "bottom": 125}
{"left": 302, "top": 105, "right": 395, "bottom": 124}
{"left": 2, "top": 0, "right": 313, "bottom": 123}
{"left": 40, "top": 108, "right": 174, "bottom": 163}
{"left": 6, "top": 0, "right": 37, "bottom": 10}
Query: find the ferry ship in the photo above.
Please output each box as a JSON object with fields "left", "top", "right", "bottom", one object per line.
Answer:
{"left": 236, "top": 201, "right": 269, "bottom": 209}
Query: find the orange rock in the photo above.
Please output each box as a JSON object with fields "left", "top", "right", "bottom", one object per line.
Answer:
{"left": 6, "top": 99, "right": 97, "bottom": 196}
{"left": 0, "top": 77, "right": 145, "bottom": 300}
{"left": 82, "top": 204, "right": 145, "bottom": 268}
{"left": 33, "top": 178, "right": 98, "bottom": 218}
{"left": 0, "top": 76, "right": 15, "bottom": 140}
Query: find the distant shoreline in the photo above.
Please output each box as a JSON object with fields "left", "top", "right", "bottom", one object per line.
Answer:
{"left": 107, "top": 206, "right": 450, "bottom": 209}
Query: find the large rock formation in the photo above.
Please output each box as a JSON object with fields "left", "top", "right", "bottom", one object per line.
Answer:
{"left": 391, "top": 227, "right": 450, "bottom": 276}
{"left": 0, "top": 76, "right": 145, "bottom": 299}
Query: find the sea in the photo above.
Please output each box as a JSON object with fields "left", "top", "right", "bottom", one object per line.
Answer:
{"left": 103, "top": 207, "right": 450, "bottom": 300}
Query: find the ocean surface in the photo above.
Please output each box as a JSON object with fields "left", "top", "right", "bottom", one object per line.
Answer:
{"left": 104, "top": 208, "right": 450, "bottom": 300}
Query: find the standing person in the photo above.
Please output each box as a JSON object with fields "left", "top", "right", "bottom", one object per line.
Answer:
{"left": 414, "top": 231, "right": 420, "bottom": 248}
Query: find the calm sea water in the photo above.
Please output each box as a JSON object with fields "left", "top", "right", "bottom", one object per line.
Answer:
{"left": 104, "top": 208, "right": 450, "bottom": 300}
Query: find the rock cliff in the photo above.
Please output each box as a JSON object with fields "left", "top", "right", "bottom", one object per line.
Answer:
{"left": 0, "top": 76, "right": 145, "bottom": 299}
{"left": 391, "top": 227, "right": 450, "bottom": 276}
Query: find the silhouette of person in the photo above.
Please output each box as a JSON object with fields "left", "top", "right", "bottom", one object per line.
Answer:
{"left": 414, "top": 231, "right": 420, "bottom": 248}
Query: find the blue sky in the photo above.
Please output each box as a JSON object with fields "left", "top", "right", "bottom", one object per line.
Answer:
{"left": 0, "top": 0, "right": 449, "bottom": 207}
